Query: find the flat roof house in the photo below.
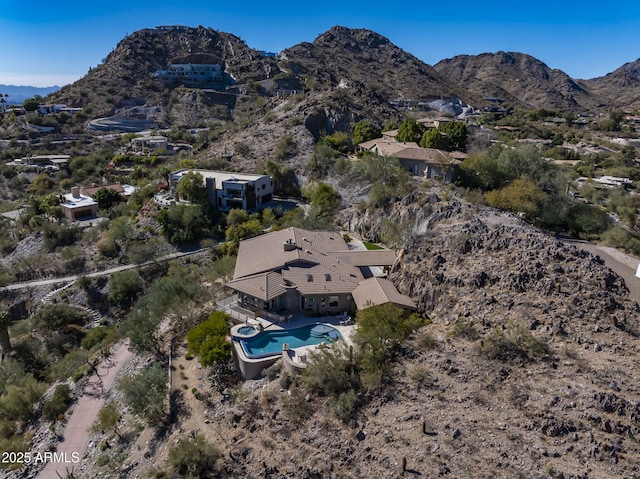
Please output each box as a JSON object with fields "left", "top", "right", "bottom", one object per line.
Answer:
{"left": 223, "top": 227, "right": 414, "bottom": 319}
{"left": 170, "top": 169, "right": 274, "bottom": 211}
{"left": 60, "top": 187, "right": 98, "bottom": 221}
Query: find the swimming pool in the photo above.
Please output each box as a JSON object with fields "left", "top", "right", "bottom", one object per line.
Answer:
{"left": 240, "top": 324, "right": 341, "bottom": 359}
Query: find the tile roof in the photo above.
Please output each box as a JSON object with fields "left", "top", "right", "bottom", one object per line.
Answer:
{"left": 230, "top": 228, "right": 414, "bottom": 305}
{"left": 352, "top": 277, "right": 416, "bottom": 311}
{"left": 225, "top": 272, "right": 287, "bottom": 301}
{"left": 233, "top": 227, "right": 351, "bottom": 280}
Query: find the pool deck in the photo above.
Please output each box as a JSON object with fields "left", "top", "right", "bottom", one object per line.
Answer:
{"left": 233, "top": 312, "right": 356, "bottom": 379}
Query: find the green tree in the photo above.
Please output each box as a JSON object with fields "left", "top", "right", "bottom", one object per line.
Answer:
{"left": 438, "top": 121, "right": 468, "bottom": 151}
{"left": 27, "top": 173, "right": 54, "bottom": 195}
{"left": 352, "top": 119, "right": 381, "bottom": 146}
{"left": 93, "top": 188, "right": 123, "bottom": 210}
{"left": 208, "top": 255, "right": 237, "bottom": 283}
{"left": 158, "top": 204, "right": 210, "bottom": 244}
{"left": 396, "top": 119, "right": 425, "bottom": 143}
{"left": 0, "top": 311, "right": 11, "bottom": 358}
{"left": 94, "top": 401, "right": 121, "bottom": 437}
{"left": 225, "top": 218, "right": 263, "bottom": 242}
{"left": 226, "top": 208, "right": 250, "bottom": 226}
{"left": 119, "top": 363, "right": 167, "bottom": 424}
{"left": 310, "top": 183, "right": 341, "bottom": 218}
{"left": 32, "top": 304, "right": 81, "bottom": 332}
{"left": 23, "top": 96, "right": 41, "bottom": 112}
{"left": 176, "top": 171, "right": 206, "bottom": 203}
{"left": 485, "top": 178, "right": 546, "bottom": 217}
{"left": 108, "top": 270, "right": 142, "bottom": 307}
{"left": 419, "top": 128, "right": 449, "bottom": 150}
{"left": 42, "top": 384, "right": 72, "bottom": 421}
{"left": 354, "top": 303, "right": 422, "bottom": 373}
{"left": 323, "top": 131, "right": 350, "bottom": 153}
{"left": 307, "top": 142, "right": 335, "bottom": 176}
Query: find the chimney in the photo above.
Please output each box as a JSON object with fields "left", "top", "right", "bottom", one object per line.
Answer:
{"left": 71, "top": 186, "right": 80, "bottom": 198}
{"left": 283, "top": 240, "right": 297, "bottom": 252}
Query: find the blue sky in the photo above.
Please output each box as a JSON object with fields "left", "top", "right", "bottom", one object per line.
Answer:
{"left": 1, "top": 0, "right": 640, "bottom": 87}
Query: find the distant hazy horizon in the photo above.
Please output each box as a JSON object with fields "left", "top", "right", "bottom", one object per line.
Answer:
{"left": 2, "top": 1, "right": 640, "bottom": 88}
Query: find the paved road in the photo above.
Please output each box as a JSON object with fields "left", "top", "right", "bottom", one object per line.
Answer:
{"left": 559, "top": 236, "right": 640, "bottom": 303}
{"left": 37, "top": 342, "right": 134, "bottom": 479}
{"left": 1, "top": 249, "right": 206, "bottom": 291}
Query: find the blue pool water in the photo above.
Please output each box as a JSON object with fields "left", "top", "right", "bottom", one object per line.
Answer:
{"left": 240, "top": 324, "right": 341, "bottom": 359}
{"left": 236, "top": 325, "right": 257, "bottom": 336}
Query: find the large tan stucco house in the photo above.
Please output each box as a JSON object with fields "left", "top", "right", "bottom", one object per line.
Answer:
{"left": 224, "top": 227, "right": 415, "bottom": 318}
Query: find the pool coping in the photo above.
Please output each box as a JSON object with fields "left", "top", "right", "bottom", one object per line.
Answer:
{"left": 232, "top": 319, "right": 353, "bottom": 379}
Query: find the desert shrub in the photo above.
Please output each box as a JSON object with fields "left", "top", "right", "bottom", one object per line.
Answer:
{"left": 108, "top": 270, "right": 142, "bottom": 307}
{"left": 119, "top": 362, "right": 167, "bottom": 424}
{"left": 0, "top": 376, "right": 47, "bottom": 422}
{"left": 168, "top": 435, "right": 221, "bottom": 478}
{"left": 42, "top": 384, "right": 72, "bottom": 421}
{"left": 448, "top": 318, "right": 479, "bottom": 340}
{"left": 186, "top": 312, "right": 230, "bottom": 363}
{"left": 329, "top": 389, "right": 360, "bottom": 422}
{"left": 32, "top": 304, "right": 82, "bottom": 332}
{"left": 42, "top": 223, "right": 82, "bottom": 252}
{"left": 273, "top": 134, "right": 297, "bottom": 161}
{"left": 480, "top": 321, "right": 548, "bottom": 362}
{"left": 302, "top": 342, "right": 360, "bottom": 398}
{"left": 81, "top": 327, "right": 114, "bottom": 350}
{"left": 601, "top": 226, "right": 640, "bottom": 256}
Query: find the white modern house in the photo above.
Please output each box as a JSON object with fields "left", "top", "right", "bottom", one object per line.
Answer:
{"left": 155, "top": 64, "right": 223, "bottom": 85}
{"left": 169, "top": 169, "right": 274, "bottom": 211}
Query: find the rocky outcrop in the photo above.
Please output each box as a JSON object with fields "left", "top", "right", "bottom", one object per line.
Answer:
{"left": 340, "top": 191, "right": 639, "bottom": 335}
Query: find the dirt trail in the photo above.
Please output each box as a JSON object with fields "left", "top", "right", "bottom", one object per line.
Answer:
{"left": 37, "top": 342, "right": 134, "bottom": 479}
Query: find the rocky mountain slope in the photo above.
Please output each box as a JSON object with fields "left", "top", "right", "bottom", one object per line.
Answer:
{"left": 49, "top": 26, "right": 280, "bottom": 121}
{"left": 282, "top": 26, "right": 463, "bottom": 102}
{"left": 44, "top": 24, "right": 640, "bottom": 136}
{"left": 434, "top": 51, "right": 596, "bottom": 111}
{"left": 583, "top": 58, "right": 640, "bottom": 108}
{"left": 46, "top": 191, "right": 640, "bottom": 479}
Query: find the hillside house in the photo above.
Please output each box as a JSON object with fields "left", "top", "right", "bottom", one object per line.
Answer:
{"left": 222, "top": 227, "right": 414, "bottom": 320}
{"left": 155, "top": 64, "right": 223, "bottom": 85}
{"left": 81, "top": 183, "right": 136, "bottom": 200}
{"left": 131, "top": 135, "right": 169, "bottom": 153}
{"left": 60, "top": 187, "right": 98, "bottom": 220}
{"left": 38, "top": 104, "right": 82, "bottom": 115}
{"left": 358, "top": 138, "right": 465, "bottom": 181}
{"left": 170, "top": 169, "right": 274, "bottom": 211}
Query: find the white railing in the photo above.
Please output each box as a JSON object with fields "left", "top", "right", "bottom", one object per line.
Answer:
{"left": 216, "top": 294, "right": 256, "bottom": 323}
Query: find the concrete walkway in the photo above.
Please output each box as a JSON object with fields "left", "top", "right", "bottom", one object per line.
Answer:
{"left": 37, "top": 342, "right": 134, "bottom": 479}
{"left": 2, "top": 248, "right": 205, "bottom": 291}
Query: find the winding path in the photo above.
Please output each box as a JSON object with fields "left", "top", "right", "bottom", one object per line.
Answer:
{"left": 36, "top": 342, "right": 134, "bottom": 479}
{"left": 1, "top": 248, "right": 205, "bottom": 291}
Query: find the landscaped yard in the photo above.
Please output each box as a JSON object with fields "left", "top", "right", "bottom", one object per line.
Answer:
{"left": 362, "top": 241, "right": 383, "bottom": 250}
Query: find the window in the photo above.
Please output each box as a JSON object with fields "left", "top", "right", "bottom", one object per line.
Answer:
{"left": 329, "top": 296, "right": 339, "bottom": 308}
